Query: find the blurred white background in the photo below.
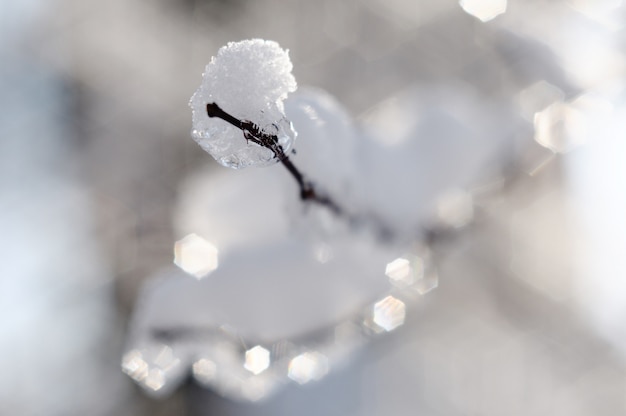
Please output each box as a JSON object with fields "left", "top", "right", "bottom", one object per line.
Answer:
{"left": 1, "top": 0, "right": 626, "bottom": 414}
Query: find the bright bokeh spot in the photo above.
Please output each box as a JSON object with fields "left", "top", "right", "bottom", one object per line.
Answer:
{"left": 385, "top": 254, "right": 433, "bottom": 291}
{"left": 173, "top": 233, "right": 219, "bottom": 279}
{"left": 373, "top": 296, "right": 406, "bottom": 332}
{"left": 121, "top": 350, "right": 149, "bottom": 382}
{"left": 385, "top": 257, "right": 412, "bottom": 283}
{"left": 288, "top": 351, "right": 329, "bottom": 384}
{"left": 533, "top": 94, "right": 612, "bottom": 154}
{"left": 121, "top": 346, "right": 181, "bottom": 393}
{"left": 534, "top": 101, "right": 582, "bottom": 153}
{"left": 192, "top": 358, "right": 217, "bottom": 383}
{"left": 244, "top": 346, "right": 270, "bottom": 375}
{"left": 459, "top": 0, "right": 507, "bottom": 22}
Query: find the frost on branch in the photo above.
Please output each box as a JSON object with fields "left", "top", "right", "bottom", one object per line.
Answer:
{"left": 189, "top": 39, "right": 297, "bottom": 169}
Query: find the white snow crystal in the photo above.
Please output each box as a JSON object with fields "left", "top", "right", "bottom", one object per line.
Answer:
{"left": 189, "top": 39, "right": 298, "bottom": 169}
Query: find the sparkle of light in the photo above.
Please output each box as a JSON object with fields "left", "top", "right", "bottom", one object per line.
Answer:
{"left": 173, "top": 233, "right": 219, "bottom": 279}
{"left": 459, "top": 0, "right": 507, "bottom": 22}
{"left": 244, "top": 345, "right": 270, "bottom": 375}
{"left": 385, "top": 257, "right": 412, "bottom": 283}
{"left": 373, "top": 296, "right": 406, "bottom": 332}
{"left": 288, "top": 352, "right": 329, "bottom": 384}
{"left": 192, "top": 358, "right": 217, "bottom": 383}
{"left": 121, "top": 349, "right": 149, "bottom": 382}
{"left": 534, "top": 99, "right": 592, "bottom": 154}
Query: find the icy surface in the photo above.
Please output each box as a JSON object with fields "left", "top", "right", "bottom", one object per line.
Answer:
{"left": 189, "top": 39, "right": 298, "bottom": 168}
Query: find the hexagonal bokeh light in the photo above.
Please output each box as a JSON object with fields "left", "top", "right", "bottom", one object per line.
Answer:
{"left": 287, "top": 352, "right": 329, "bottom": 384}
{"left": 459, "top": 0, "right": 507, "bottom": 22}
{"left": 173, "top": 233, "right": 219, "bottom": 279}
{"left": 244, "top": 346, "right": 271, "bottom": 375}
{"left": 372, "top": 296, "right": 406, "bottom": 332}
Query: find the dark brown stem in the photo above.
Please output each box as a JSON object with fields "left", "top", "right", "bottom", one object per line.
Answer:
{"left": 206, "top": 102, "right": 343, "bottom": 215}
{"left": 205, "top": 102, "right": 416, "bottom": 241}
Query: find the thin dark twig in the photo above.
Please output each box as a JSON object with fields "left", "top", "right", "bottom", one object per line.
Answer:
{"left": 206, "top": 102, "right": 343, "bottom": 215}
{"left": 206, "top": 102, "right": 424, "bottom": 241}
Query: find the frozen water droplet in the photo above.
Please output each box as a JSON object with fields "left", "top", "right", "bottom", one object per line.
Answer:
{"left": 263, "top": 123, "right": 280, "bottom": 136}
{"left": 189, "top": 39, "right": 298, "bottom": 169}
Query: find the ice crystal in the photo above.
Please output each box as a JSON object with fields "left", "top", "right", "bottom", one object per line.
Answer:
{"left": 189, "top": 39, "right": 298, "bottom": 168}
